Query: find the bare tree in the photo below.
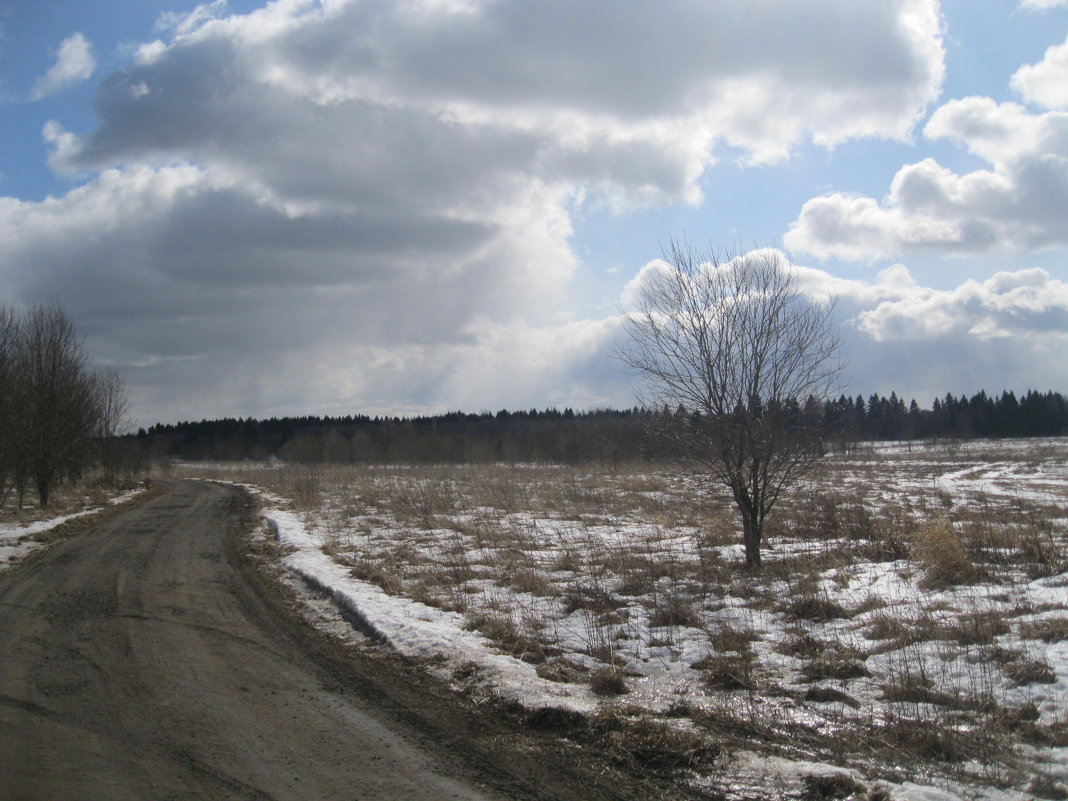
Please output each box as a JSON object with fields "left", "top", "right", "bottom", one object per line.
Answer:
{"left": 618, "top": 242, "right": 842, "bottom": 567}
{"left": 16, "top": 304, "right": 101, "bottom": 507}
{"left": 93, "top": 367, "right": 132, "bottom": 483}
{"left": 0, "top": 307, "right": 18, "bottom": 505}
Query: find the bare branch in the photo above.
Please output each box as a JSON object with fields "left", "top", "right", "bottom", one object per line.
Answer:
{"left": 617, "top": 242, "right": 843, "bottom": 566}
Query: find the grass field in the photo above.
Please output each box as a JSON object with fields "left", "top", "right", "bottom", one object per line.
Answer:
{"left": 178, "top": 438, "right": 1068, "bottom": 801}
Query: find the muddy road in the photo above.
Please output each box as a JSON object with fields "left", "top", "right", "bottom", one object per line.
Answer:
{"left": 0, "top": 481, "right": 645, "bottom": 801}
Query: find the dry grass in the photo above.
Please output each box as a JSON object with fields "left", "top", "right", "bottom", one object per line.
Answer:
{"left": 589, "top": 667, "right": 630, "bottom": 696}
{"left": 174, "top": 439, "right": 1068, "bottom": 797}
{"left": 911, "top": 518, "right": 978, "bottom": 590}
{"left": 1019, "top": 617, "right": 1068, "bottom": 643}
{"left": 0, "top": 471, "right": 143, "bottom": 523}
{"left": 693, "top": 651, "right": 760, "bottom": 691}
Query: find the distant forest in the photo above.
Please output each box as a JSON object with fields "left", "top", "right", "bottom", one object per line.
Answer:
{"left": 139, "top": 389, "right": 1068, "bottom": 464}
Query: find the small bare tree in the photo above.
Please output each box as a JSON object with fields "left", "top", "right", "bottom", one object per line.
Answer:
{"left": 16, "top": 304, "right": 101, "bottom": 507}
{"left": 618, "top": 242, "right": 842, "bottom": 567}
{"left": 93, "top": 367, "right": 131, "bottom": 483}
{"left": 0, "top": 307, "right": 18, "bottom": 505}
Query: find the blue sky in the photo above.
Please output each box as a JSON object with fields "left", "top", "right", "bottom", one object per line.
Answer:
{"left": 2, "top": 0, "right": 1066, "bottom": 425}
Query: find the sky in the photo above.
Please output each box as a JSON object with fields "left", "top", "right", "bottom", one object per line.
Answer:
{"left": 1, "top": 0, "right": 1066, "bottom": 427}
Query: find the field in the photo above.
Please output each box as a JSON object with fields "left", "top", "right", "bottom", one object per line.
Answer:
{"left": 177, "top": 438, "right": 1068, "bottom": 801}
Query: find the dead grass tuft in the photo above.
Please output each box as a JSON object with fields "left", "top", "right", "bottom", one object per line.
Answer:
{"left": 693, "top": 652, "right": 759, "bottom": 691}
{"left": 784, "top": 592, "right": 850, "bottom": 623}
{"left": 864, "top": 610, "right": 913, "bottom": 643}
{"left": 800, "top": 649, "right": 870, "bottom": 682}
{"left": 878, "top": 715, "right": 975, "bottom": 763}
{"left": 506, "top": 568, "right": 555, "bottom": 596}
{"left": 1018, "top": 616, "right": 1068, "bottom": 644}
{"left": 592, "top": 712, "right": 718, "bottom": 773}
{"left": 535, "top": 658, "right": 587, "bottom": 684}
{"left": 802, "top": 686, "right": 861, "bottom": 708}
{"left": 647, "top": 597, "right": 701, "bottom": 629}
{"left": 800, "top": 772, "right": 869, "bottom": 801}
{"left": 561, "top": 582, "right": 623, "bottom": 615}
{"left": 589, "top": 667, "right": 630, "bottom": 696}
{"left": 777, "top": 627, "right": 829, "bottom": 659}
{"left": 464, "top": 612, "right": 552, "bottom": 664}
{"left": 912, "top": 519, "right": 977, "bottom": 590}
{"left": 1001, "top": 656, "right": 1057, "bottom": 687}
{"left": 708, "top": 623, "right": 761, "bottom": 653}
{"left": 347, "top": 559, "right": 404, "bottom": 595}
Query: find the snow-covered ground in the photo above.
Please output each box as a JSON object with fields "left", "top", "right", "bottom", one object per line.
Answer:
{"left": 0, "top": 488, "right": 143, "bottom": 570}
{"left": 188, "top": 438, "right": 1068, "bottom": 801}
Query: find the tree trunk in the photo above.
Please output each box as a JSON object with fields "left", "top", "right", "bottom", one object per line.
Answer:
{"left": 740, "top": 507, "right": 762, "bottom": 568}
{"left": 35, "top": 474, "right": 50, "bottom": 508}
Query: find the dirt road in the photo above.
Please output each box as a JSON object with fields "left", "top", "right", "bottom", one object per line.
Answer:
{"left": 0, "top": 481, "right": 607, "bottom": 801}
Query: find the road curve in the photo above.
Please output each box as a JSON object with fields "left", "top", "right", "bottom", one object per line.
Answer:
{"left": 0, "top": 480, "right": 519, "bottom": 801}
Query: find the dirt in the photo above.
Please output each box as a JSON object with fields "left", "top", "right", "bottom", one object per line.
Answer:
{"left": 0, "top": 480, "right": 710, "bottom": 801}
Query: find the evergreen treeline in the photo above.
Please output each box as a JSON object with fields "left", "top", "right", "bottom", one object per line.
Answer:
{"left": 141, "top": 389, "right": 1068, "bottom": 464}
{"left": 823, "top": 390, "right": 1068, "bottom": 442}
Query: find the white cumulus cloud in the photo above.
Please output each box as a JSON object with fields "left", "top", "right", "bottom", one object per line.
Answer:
{"left": 31, "top": 33, "right": 95, "bottom": 100}
{"left": 1012, "top": 35, "right": 1068, "bottom": 109}
{"left": 787, "top": 255, "right": 1068, "bottom": 400}
{"left": 786, "top": 97, "right": 1068, "bottom": 259}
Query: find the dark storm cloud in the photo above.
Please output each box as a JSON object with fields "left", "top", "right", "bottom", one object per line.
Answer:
{"left": 2, "top": 0, "right": 947, "bottom": 422}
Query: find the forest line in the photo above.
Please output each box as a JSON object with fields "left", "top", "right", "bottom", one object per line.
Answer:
{"left": 140, "top": 389, "right": 1068, "bottom": 464}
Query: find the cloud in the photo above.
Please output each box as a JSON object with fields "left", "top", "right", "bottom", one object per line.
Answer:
{"left": 1012, "top": 35, "right": 1068, "bottom": 109}
{"left": 1020, "top": 0, "right": 1068, "bottom": 8}
{"left": 31, "top": 33, "right": 95, "bottom": 99}
{"left": 618, "top": 251, "right": 1068, "bottom": 411}
{"left": 787, "top": 255, "right": 1068, "bottom": 400}
{"left": 155, "top": 0, "right": 229, "bottom": 37}
{"left": 847, "top": 267, "right": 1068, "bottom": 341}
{"left": 4, "top": 1, "right": 947, "bottom": 422}
{"left": 785, "top": 98, "right": 1068, "bottom": 259}
{"left": 62, "top": 0, "right": 945, "bottom": 189}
